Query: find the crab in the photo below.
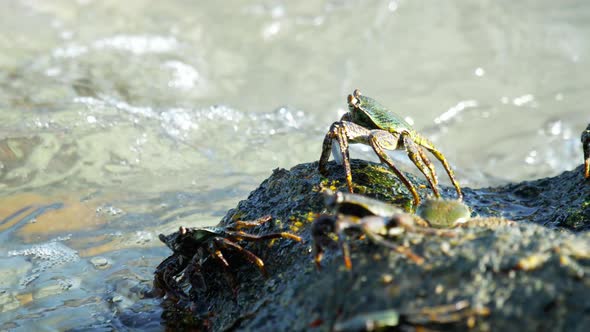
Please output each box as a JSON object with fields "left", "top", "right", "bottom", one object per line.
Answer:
{"left": 153, "top": 215, "right": 302, "bottom": 301}
{"left": 319, "top": 89, "right": 462, "bottom": 206}
{"left": 313, "top": 191, "right": 518, "bottom": 270}
{"left": 582, "top": 123, "right": 590, "bottom": 179}
{"left": 312, "top": 191, "right": 457, "bottom": 270}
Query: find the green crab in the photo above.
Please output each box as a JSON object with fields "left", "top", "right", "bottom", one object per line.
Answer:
{"left": 319, "top": 89, "right": 462, "bottom": 206}
{"left": 582, "top": 123, "right": 590, "bottom": 179}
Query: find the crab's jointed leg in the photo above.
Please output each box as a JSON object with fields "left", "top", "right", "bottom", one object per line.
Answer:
{"left": 349, "top": 215, "right": 425, "bottom": 265}
{"left": 413, "top": 134, "right": 463, "bottom": 200}
{"left": 153, "top": 254, "right": 190, "bottom": 300}
{"left": 401, "top": 132, "right": 441, "bottom": 198}
{"left": 232, "top": 215, "right": 272, "bottom": 230}
{"left": 368, "top": 130, "right": 421, "bottom": 206}
{"left": 319, "top": 121, "right": 354, "bottom": 192}
{"left": 214, "top": 237, "right": 268, "bottom": 277}
{"left": 311, "top": 215, "right": 334, "bottom": 269}
{"left": 228, "top": 230, "right": 302, "bottom": 243}
{"left": 418, "top": 145, "right": 438, "bottom": 186}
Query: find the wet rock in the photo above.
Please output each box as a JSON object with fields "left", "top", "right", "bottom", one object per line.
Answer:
{"left": 156, "top": 160, "right": 590, "bottom": 331}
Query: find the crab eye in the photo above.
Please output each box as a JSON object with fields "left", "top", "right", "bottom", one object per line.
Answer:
{"left": 353, "top": 89, "right": 362, "bottom": 98}
{"left": 347, "top": 94, "right": 358, "bottom": 107}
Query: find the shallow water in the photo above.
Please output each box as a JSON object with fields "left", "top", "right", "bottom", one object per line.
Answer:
{"left": 0, "top": 0, "right": 589, "bottom": 330}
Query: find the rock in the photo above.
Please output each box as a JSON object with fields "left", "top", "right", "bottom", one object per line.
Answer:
{"left": 90, "top": 257, "right": 111, "bottom": 270}
{"left": 156, "top": 160, "right": 590, "bottom": 331}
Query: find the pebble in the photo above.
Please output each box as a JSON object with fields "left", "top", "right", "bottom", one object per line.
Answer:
{"left": 90, "top": 257, "right": 111, "bottom": 269}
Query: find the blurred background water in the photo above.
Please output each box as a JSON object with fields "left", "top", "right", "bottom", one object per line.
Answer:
{"left": 0, "top": 0, "right": 588, "bottom": 330}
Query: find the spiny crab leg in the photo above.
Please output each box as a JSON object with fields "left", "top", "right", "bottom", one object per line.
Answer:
{"left": 362, "top": 230, "right": 424, "bottom": 266}
{"left": 153, "top": 255, "right": 190, "bottom": 299}
{"left": 319, "top": 122, "right": 354, "bottom": 192}
{"left": 214, "top": 237, "right": 268, "bottom": 278}
{"left": 401, "top": 132, "right": 440, "bottom": 197}
{"left": 228, "top": 230, "right": 302, "bottom": 242}
{"left": 231, "top": 215, "right": 273, "bottom": 230}
{"left": 311, "top": 215, "right": 337, "bottom": 270}
{"left": 349, "top": 216, "right": 424, "bottom": 266}
{"left": 418, "top": 146, "right": 438, "bottom": 187}
{"left": 413, "top": 134, "right": 463, "bottom": 200}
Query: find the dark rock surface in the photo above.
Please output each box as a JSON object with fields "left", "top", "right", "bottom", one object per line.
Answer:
{"left": 157, "top": 160, "right": 590, "bottom": 331}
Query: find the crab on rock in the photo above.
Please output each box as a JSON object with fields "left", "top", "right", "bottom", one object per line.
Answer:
{"left": 154, "top": 215, "right": 302, "bottom": 301}
{"left": 319, "top": 89, "right": 462, "bottom": 206}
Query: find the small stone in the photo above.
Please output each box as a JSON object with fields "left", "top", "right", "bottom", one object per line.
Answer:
{"left": 435, "top": 284, "right": 444, "bottom": 294}
{"left": 90, "top": 257, "right": 111, "bottom": 269}
{"left": 381, "top": 274, "right": 393, "bottom": 284}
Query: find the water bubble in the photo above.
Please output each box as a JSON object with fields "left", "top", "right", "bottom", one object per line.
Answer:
{"left": 8, "top": 241, "right": 79, "bottom": 287}
{"left": 263, "top": 21, "right": 281, "bottom": 39}
{"left": 524, "top": 150, "right": 537, "bottom": 165}
{"left": 513, "top": 94, "right": 534, "bottom": 106}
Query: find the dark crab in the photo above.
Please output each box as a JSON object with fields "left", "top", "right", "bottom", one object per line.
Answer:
{"left": 312, "top": 191, "right": 457, "bottom": 270}
{"left": 154, "top": 215, "right": 302, "bottom": 301}
{"left": 319, "top": 89, "right": 462, "bottom": 206}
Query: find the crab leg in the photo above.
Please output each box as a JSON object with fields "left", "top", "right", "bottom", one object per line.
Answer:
{"left": 401, "top": 132, "right": 441, "bottom": 199}
{"left": 387, "top": 214, "right": 457, "bottom": 238}
{"left": 185, "top": 255, "right": 207, "bottom": 293}
{"left": 153, "top": 254, "right": 190, "bottom": 300}
{"left": 414, "top": 134, "right": 463, "bottom": 200}
{"left": 231, "top": 215, "right": 273, "bottom": 230}
{"left": 335, "top": 218, "right": 354, "bottom": 270}
{"left": 228, "top": 230, "right": 302, "bottom": 242}
{"left": 207, "top": 241, "right": 240, "bottom": 295}
{"left": 319, "top": 121, "right": 354, "bottom": 192}
{"left": 368, "top": 130, "right": 421, "bottom": 206}
{"left": 311, "top": 215, "right": 337, "bottom": 269}
{"left": 354, "top": 216, "right": 425, "bottom": 265}
{"left": 214, "top": 238, "right": 268, "bottom": 277}
{"left": 418, "top": 146, "right": 438, "bottom": 186}
{"left": 338, "top": 216, "right": 424, "bottom": 267}
{"left": 311, "top": 214, "right": 354, "bottom": 270}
